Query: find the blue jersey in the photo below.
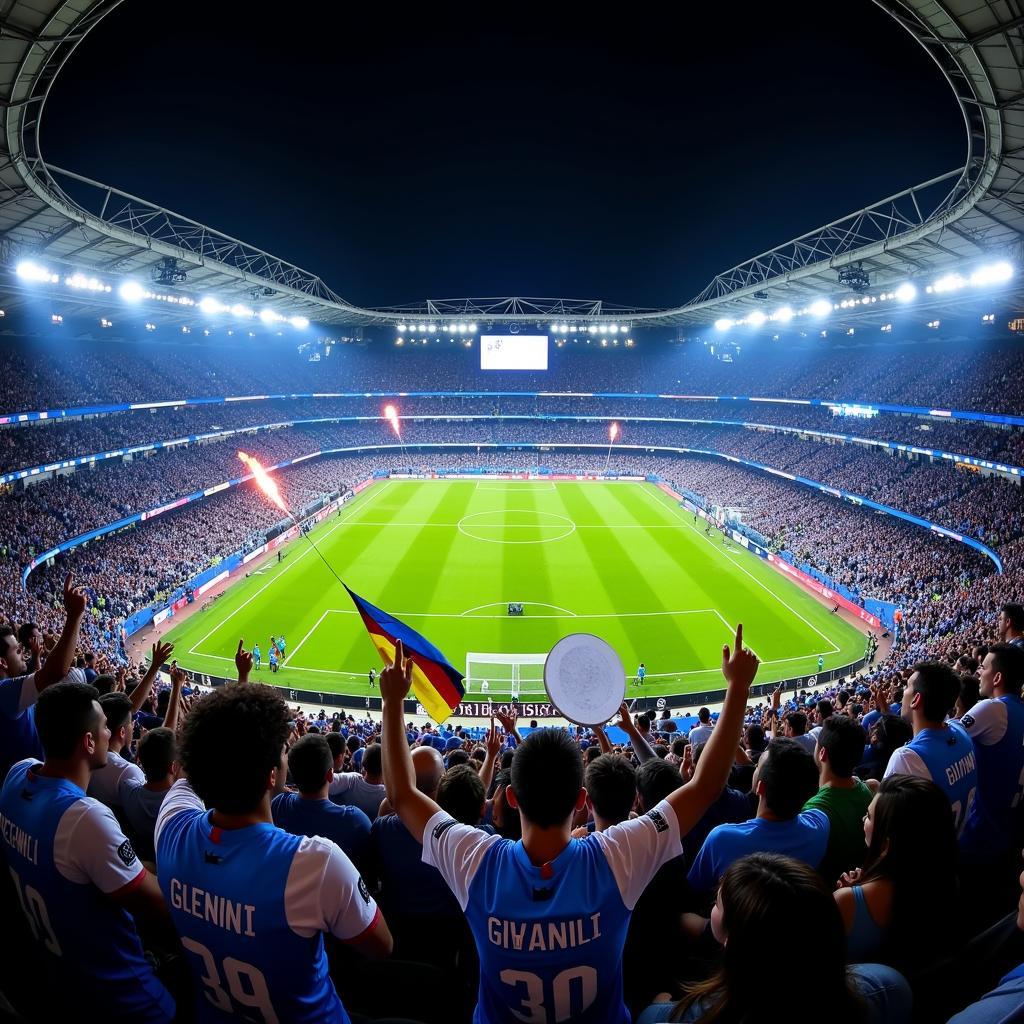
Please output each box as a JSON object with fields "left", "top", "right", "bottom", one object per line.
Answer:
{"left": 271, "top": 793, "right": 371, "bottom": 867}
{"left": 637, "top": 666, "right": 646, "bottom": 680}
{"left": 156, "top": 781, "right": 379, "bottom": 1024}
{"left": 885, "top": 722, "right": 977, "bottom": 835}
{"left": 0, "top": 760, "right": 173, "bottom": 1021}
{"left": 959, "top": 695, "right": 1024, "bottom": 857}
{"left": 423, "top": 800, "right": 683, "bottom": 1024}
{"left": 0, "top": 674, "right": 43, "bottom": 780}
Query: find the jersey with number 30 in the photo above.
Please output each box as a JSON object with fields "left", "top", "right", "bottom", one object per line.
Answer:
{"left": 0, "top": 759, "right": 173, "bottom": 1021}
{"left": 155, "top": 780, "right": 380, "bottom": 1024}
{"left": 422, "top": 799, "right": 682, "bottom": 1024}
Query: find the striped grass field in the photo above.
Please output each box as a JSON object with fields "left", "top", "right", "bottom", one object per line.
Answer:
{"left": 164, "top": 479, "right": 865, "bottom": 699}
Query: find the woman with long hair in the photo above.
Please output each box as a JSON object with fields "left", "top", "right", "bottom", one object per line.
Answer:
{"left": 834, "top": 774, "right": 960, "bottom": 973}
{"left": 638, "top": 854, "right": 910, "bottom": 1023}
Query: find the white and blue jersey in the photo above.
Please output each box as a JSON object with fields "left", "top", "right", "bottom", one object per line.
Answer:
{"left": 636, "top": 666, "right": 646, "bottom": 682}
{"left": 0, "top": 760, "right": 173, "bottom": 1021}
{"left": 155, "top": 780, "right": 380, "bottom": 1024}
{"left": 885, "top": 722, "right": 977, "bottom": 835}
{"left": 959, "top": 695, "right": 1024, "bottom": 858}
{"left": 422, "top": 799, "right": 683, "bottom": 1024}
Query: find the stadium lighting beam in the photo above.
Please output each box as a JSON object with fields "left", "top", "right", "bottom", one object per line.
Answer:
{"left": 199, "top": 297, "right": 225, "bottom": 314}
{"left": 808, "top": 299, "right": 832, "bottom": 318}
{"left": 288, "top": 316, "right": 310, "bottom": 329}
{"left": 970, "top": 262, "right": 1014, "bottom": 287}
{"left": 895, "top": 282, "right": 917, "bottom": 303}
{"left": 746, "top": 310, "right": 767, "bottom": 327}
{"left": 714, "top": 318, "right": 733, "bottom": 332}
{"left": 772, "top": 306, "right": 794, "bottom": 323}
{"left": 16, "top": 260, "right": 59, "bottom": 284}
{"left": 118, "top": 280, "right": 146, "bottom": 303}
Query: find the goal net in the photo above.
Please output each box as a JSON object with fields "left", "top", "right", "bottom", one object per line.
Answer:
{"left": 465, "top": 652, "right": 549, "bottom": 700}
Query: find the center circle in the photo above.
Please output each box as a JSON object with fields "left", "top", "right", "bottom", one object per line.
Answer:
{"left": 457, "top": 509, "right": 576, "bottom": 544}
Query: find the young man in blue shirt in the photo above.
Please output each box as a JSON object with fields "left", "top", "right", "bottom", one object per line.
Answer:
{"left": 380, "top": 626, "right": 759, "bottom": 1024}
{"left": 688, "top": 737, "right": 828, "bottom": 896}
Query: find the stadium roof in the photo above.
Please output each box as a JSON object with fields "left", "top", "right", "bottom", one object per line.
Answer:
{"left": 0, "top": 0, "right": 1022, "bottom": 330}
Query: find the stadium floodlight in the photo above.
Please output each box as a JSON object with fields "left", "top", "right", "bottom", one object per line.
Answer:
{"left": 970, "top": 262, "right": 1013, "bottom": 287}
{"left": 808, "top": 298, "right": 832, "bottom": 318}
{"left": 559, "top": 324, "right": 569, "bottom": 334}
{"left": 468, "top": 323, "right": 477, "bottom": 333}
{"left": 588, "top": 325, "right": 598, "bottom": 334}
{"left": 746, "top": 310, "right": 767, "bottom": 327}
{"left": 118, "top": 280, "right": 146, "bottom": 303}
{"left": 397, "top": 324, "right": 406, "bottom": 332}
{"left": 259, "top": 309, "right": 280, "bottom": 324}
{"left": 199, "top": 297, "right": 224, "bottom": 314}
{"left": 609, "top": 324, "right": 619, "bottom": 334}
{"left": 16, "top": 260, "right": 58, "bottom": 284}
{"left": 289, "top": 315, "right": 310, "bottom": 329}
{"left": 895, "top": 282, "right": 917, "bottom": 303}
{"left": 772, "top": 306, "right": 794, "bottom": 323}
{"left": 932, "top": 273, "right": 965, "bottom": 294}
{"left": 417, "top": 324, "right": 427, "bottom": 333}
{"left": 230, "top": 303, "right": 254, "bottom": 319}
{"left": 457, "top": 323, "right": 467, "bottom": 334}
{"left": 427, "top": 324, "right": 437, "bottom": 333}
{"left": 550, "top": 323, "right": 559, "bottom": 333}
{"left": 714, "top": 318, "right": 734, "bottom": 331}
{"left": 620, "top": 325, "right": 631, "bottom": 333}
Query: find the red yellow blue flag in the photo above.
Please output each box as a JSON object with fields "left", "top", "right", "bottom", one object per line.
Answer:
{"left": 344, "top": 585, "right": 465, "bottom": 723}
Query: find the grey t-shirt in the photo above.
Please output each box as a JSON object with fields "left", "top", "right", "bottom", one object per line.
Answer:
{"left": 328, "top": 772, "right": 386, "bottom": 821}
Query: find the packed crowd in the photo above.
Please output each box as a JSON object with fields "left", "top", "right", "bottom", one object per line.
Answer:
{"left": 2, "top": 586, "right": 1023, "bottom": 1023}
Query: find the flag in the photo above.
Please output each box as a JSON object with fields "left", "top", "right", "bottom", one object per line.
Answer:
{"left": 344, "top": 585, "right": 465, "bottom": 723}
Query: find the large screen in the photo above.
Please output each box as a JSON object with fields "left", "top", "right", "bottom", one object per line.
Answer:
{"left": 480, "top": 335, "right": 549, "bottom": 371}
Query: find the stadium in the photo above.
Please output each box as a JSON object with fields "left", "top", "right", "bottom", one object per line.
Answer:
{"left": 1, "top": 2, "right": 1024, "bottom": 1023}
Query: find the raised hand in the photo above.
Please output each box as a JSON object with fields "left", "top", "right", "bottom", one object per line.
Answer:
{"left": 62, "top": 574, "right": 88, "bottom": 618}
{"left": 380, "top": 641, "right": 414, "bottom": 703}
{"left": 235, "top": 639, "right": 253, "bottom": 682}
{"left": 721, "top": 623, "right": 759, "bottom": 690}
{"left": 150, "top": 640, "right": 174, "bottom": 672}
{"left": 494, "top": 706, "right": 519, "bottom": 734}
{"left": 615, "top": 700, "right": 637, "bottom": 732}
{"left": 485, "top": 718, "right": 504, "bottom": 756}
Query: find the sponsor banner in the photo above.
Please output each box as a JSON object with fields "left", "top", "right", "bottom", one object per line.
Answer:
{"left": 243, "top": 544, "right": 268, "bottom": 564}
{"left": 765, "top": 554, "right": 881, "bottom": 628}
{"left": 172, "top": 597, "right": 188, "bottom": 612}
{"left": 417, "top": 700, "right": 563, "bottom": 719}
{"left": 196, "top": 570, "right": 229, "bottom": 597}
{"left": 272, "top": 528, "right": 296, "bottom": 549}
{"left": 352, "top": 477, "right": 375, "bottom": 495}
{"left": 153, "top": 608, "right": 170, "bottom": 627}
{"left": 140, "top": 496, "right": 189, "bottom": 521}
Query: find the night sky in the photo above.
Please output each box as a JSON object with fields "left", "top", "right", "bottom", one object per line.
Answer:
{"left": 42, "top": 1, "right": 964, "bottom": 310}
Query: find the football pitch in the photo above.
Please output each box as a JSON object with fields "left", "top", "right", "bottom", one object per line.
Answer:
{"left": 164, "top": 479, "right": 865, "bottom": 700}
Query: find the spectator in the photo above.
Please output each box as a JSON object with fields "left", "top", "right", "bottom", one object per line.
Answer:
{"left": 380, "top": 629, "right": 759, "bottom": 1024}
{"left": 272, "top": 733, "right": 372, "bottom": 868}
{"left": 580, "top": 754, "right": 637, "bottom": 832}
{"left": 638, "top": 854, "right": 911, "bottom": 1023}
{"left": 687, "top": 708, "right": 713, "bottom": 745}
{"left": 437, "top": 763, "right": 487, "bottom": 826}
{"left": 997, "top": 603, "right": 1024, "bottom": 648}
{"left": 783, "top": 709, "right": 817, "bottom": 753}
{"left": 121, "top": 726, "right": 179, "bottom": 862}
{"left": 329, "top": 741, "right": 386, "bottom": 820}
{"left": 156, "top": 665, "right": 392, "bottom": 1022}
{"left": 855, "top": 715, "right": 912, "bottom": 783}
{"left": 88, "top": 691, "right": 144, "bottom": 810}
{"left": 833, "top": 775, "right": 959, "bottom": 974}
{"left": 884, "top": 662, "right": 977, "bottom": 836}
{"left": 801, "top": 715, "right": 872, "bottom": 879}
{"left": 0, "top": 681, "right": 174, "bottom": 1020}
{"left": 688, "top": 738, "right": 828, "bottom": 896}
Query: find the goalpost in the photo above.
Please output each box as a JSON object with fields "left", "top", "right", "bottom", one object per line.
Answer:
{"left": 465, "top": 652, "right": 549, "bottom": 700}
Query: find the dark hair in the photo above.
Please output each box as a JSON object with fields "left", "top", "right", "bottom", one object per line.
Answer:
{"left": 698, "top": 707, "right": 711, "bottom": 723}
{"left": 361, "top": 743, "right": 382, "bottom": 777}
{"left": 437, "top": 765, "right": 485, "bottom": 825}
{"left": 784, "top": 711, "right": 808, "bottom": 736}
{"left": 955, "top": 654, "right": 978, "bottom": 675}
{"left": 816, "top": 699, "right": 833, "bottom": 719}
{"left": 987, "top": 642, "right": 1024, "bottom": 696}
{"left": 137, "top": 727, "right": 177, "bottom": 783}
{"left": 956, "top": 674, "right": 981, "bottom": 716}
{"left": 35, "top": 681, "right": 101, "bottom": 760}
{"left": 584, "top": 745, "right": 602, "bottom": 764}
{"left": 584, "top": 755, "right": 636, "bottom": 824}
{"left": 180, "top": 683, "right": 290, "bottom": 814}
{"left": 669, "top": 854, "right": 862, "bottom": 1024}
{"left": 744, "top": 724, "right": 766, "bottom": 756}
{"left": 98, "top": 691, "right": 133, "bottom": 736}
{"left": 346, "top": 734, "right": 362, "bottom": 753}
{"left": 446, "top": 749, "right": 470, "bottom": 768}
{"left": 758, "top": 739, "right": 819, "bottom": 818}
{"left": 16, "top": 622, "right": 37, "bottom": 646}
{"left": 868, "top": 714, "right": 913, "bottom": 765}
{"left": 671, "top": 738, "right": 687, "bottom": 757}
{"left": 509, "top": 728, "right": 583, "bottom": 828}
{"left": 500, "top": 749, "right": 515, "bottom": 771}
{"left": 1001, "top": 603, "right": 1024, "bottom": 631}
{"left": 817, "top": 716, "right": 866, "bottom": 778}
{"left": 287, "top": 734, "right": 333, "bottom": 794}
{"left": 835, "top": 690, "right": 851, "bottom": 708}
{"left": 0, "top": 625, "right": 18, "bottom": 662}
{"left": 636, "top": 758, "right": 683, "bottom": 811}
{"left": 92, "top": 674, "right": 116, "bottom": 696}
{"left": 910, "top": 662, "right": 961, "bottom": 722}
{"left": 324, "top": 732, "right": 345, "bottom": 760}
{"left": 860, "top": 775, "right": 959, "bottom": 971}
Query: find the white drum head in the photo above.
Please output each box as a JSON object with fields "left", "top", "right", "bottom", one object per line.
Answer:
{"left": 544, "top": 633, "right": 626, "bottom": 727}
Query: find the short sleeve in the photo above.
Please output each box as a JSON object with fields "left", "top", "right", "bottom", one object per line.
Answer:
{"left": 960, "top": 699, "right": 1008, "bottom": 746}
{"left": 421, "top": 810, "right": 501, "bottom": 910}
{"left": 328, "top": 772, "right": 358, "bottom": 797}
{"left": 53, "top": 799, "right": 145, "bottom": 894}
{"left": 884, "top": 747, "right": 929, "bottom": 780}
{"left": 284, "top": 836, "right": 379, "bottom": 941}
{"left": 591, "top": 801, "right": 683, "bottom": 909}
{"left": 686, "top": 827, "right": 725, "bottom": 893}
{"left": 0, "top": 674, "right": 37, "bottom": 717}
{"left": 154, "top": 779, "right": 206, "bottom": 847}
